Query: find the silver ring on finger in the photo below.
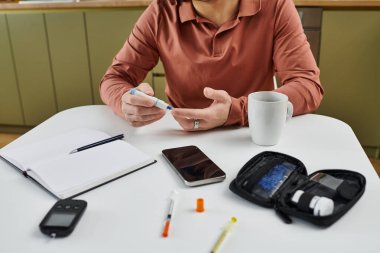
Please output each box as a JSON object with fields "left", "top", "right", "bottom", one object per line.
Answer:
{"left": 194, "top": 119, "right": 200, "bottom": 129}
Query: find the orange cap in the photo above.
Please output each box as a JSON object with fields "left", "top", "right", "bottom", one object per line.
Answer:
{"left": 162, "top": 220, "right": 170, "bottom": 237}
{"left": 196, "top": 198, "right": 205, "bottom": 212}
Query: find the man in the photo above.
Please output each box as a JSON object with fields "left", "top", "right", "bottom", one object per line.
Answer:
{"left": 100, "top": 0, "right": 323, "bottom": 131}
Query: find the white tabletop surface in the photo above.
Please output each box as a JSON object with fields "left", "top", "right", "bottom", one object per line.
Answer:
{"left": 1, "top": 105, "right": 379, "bottom": 253}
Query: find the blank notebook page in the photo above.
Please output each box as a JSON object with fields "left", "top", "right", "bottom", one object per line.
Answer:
{"left": 0, "top": 128, "right": 110, "bottom": 171}
{"left": 30, "top": 140, "right": 153, "bottom": 195}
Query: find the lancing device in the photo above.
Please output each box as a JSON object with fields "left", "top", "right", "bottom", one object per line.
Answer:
{"left": 129, "top": 88, "right": 173, "bottom": 110}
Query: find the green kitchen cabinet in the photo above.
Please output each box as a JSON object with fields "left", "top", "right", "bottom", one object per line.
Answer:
{"left": 84, "top": 9, "right": 147, "bottom": 104}
{"left": 1, "top": 8, "right": 149, "bottom": 128}
{"left": 7, "top": 13, "right": 57, "bottom": 126}
{"left": 45, "top": 12, "right": 93, "bottom": 111}
{"left": 0, "top": 14, "right": 24, "bottom": 125}
{"left": 317, "top": 10, "right": 380, "bottom": 146}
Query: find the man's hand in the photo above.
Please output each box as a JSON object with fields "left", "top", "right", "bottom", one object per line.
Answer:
{"left": 171, "top": 87, "right": 232, "bottom": 131}
{"left": 121, "top": 83, "right": 165, "bottom": 127}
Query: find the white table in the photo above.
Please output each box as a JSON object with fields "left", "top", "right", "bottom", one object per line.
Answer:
{"left": 1, "top": 105, "right": 379, "bottom": 253}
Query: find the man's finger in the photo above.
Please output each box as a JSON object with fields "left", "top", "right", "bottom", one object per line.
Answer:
{"left": 171, "top": 108, "right": 210, "bottom": 120}
{"left": 172, "top": 115, "right": 194, "bottom": 130}
{"left": 129, "top": 117, "right": 163, "bottom": 127}
{"left": 123, "top": 93, "right": 156, "bottom": 107}
{"left": 203, "top": 87, "right": 230, "bottom": 103}
{"left": 172, "top": 115, "right": 208, "bottom": 131}
{"left": 137, "top": 83, "right": 154, "bottom": 96}
{"left": 126, "top": 110, "right": 165, "bottom": 122}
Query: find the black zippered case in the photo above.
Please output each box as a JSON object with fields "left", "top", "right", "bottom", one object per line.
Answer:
{"left": 229, "top": 151, "right": 366, "bottom": 227}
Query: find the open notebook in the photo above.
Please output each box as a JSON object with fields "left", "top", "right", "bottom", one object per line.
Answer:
{"left": 0, "top": 128, "right": 156, "bottom": 199}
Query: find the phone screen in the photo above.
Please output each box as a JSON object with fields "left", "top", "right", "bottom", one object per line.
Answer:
{"left": 162, "top": 145, "right": 225, "bottom": 186}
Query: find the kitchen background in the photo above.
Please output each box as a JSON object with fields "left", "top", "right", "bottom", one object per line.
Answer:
{"left": 0, "top": 0, "right": 379, "bottom": 175}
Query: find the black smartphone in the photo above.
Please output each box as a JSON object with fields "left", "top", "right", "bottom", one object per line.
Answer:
{"left": 162, "top": 145, "right": 226, "bottom": 186}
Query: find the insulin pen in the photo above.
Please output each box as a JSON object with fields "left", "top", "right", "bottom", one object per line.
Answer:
{"left": 129, "top": 88, "right": 172, "bottom": 110}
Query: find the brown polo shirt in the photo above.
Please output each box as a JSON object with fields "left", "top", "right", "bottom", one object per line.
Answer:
{"left": 100, "top": 0, "right": 324, "bottom": 126}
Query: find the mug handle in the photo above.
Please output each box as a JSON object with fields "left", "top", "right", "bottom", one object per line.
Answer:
{"left": 286, "top": 101, "right": 293, "bottom": 121}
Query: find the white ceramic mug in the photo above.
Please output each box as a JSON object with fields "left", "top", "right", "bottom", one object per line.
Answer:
{"left": 248, "top": 91, "right": 293, "bottom": 146}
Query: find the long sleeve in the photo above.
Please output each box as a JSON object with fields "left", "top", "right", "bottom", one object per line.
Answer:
{"left": 99, "top": 2, "right": 160, "bottom": 118}
{"left": 273, "top": 0, "right": 324, "bottom": 115}
{"left": 225, "top": 0, "right": 324, "bottom": 126}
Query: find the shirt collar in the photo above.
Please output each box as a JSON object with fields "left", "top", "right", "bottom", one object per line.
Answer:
{"left": 179, "top": 0, "right": 196, "bottom": 23}
{"left": 238, "top": 0, "right": 261, "bottom": 18}
{"left": 178, "top": 0, "right": 262, "bottom": 24}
